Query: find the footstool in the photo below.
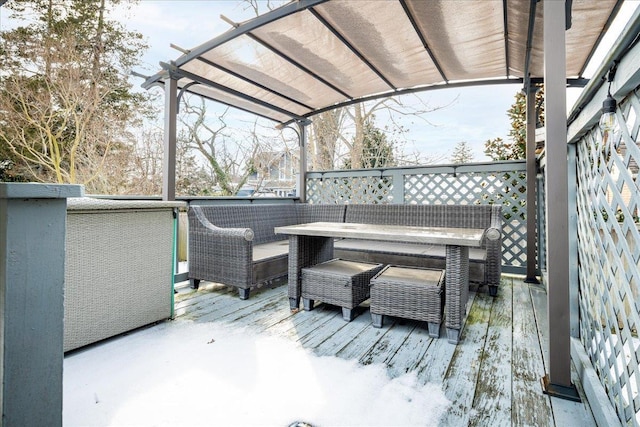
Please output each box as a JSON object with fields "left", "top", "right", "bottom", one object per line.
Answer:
{"left": 301, "top": 259, "right": 384, "bottom": 321}
{"left": 369, "top": 265, "right": 445, "bottom": 338}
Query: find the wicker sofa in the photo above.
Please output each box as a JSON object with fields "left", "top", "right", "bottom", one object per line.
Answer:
{"left": 188, "top": 203, "right": 503, "bottom": 303}
{"left": 187, "top": 204, "right": 346, "bottom": 299}
{"left": 335, "top": 203, "right": 503, "bottom": 294}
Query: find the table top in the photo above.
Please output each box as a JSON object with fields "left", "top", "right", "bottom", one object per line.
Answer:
{"left": 274, "top": 222, "right": 486, "bottom": 247}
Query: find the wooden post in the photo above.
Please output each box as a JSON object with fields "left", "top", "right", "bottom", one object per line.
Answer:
{"left": 0, "top": 183, "right": 83, "bottom": 426}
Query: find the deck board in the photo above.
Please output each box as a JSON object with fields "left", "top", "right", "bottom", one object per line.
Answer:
{"left": 511, "top": 275, "right": 555, "bottom": 426}
{"left": 413, "top": 293, "right": 479, "bottom": 386}
{"left": 384, "top": 324, "right": 435, "bottom": 377}
{"left": 468, "top": 276, "right": 513, "bottom": 427}
{"left": 438, "top": 288, "right": 493, "bottom": 426}
{"left": 529, "top": 282, "right": 597, "bottom": 426}
{"left": 107, "top": 275, "right": 599, "bottom": 426}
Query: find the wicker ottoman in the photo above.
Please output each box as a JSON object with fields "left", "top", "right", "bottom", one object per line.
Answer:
{"left": 301, "top": 259, "right": 384, "bottom": 321}
{"left": 370, "top": 265, "right": 445, "bottom": 338}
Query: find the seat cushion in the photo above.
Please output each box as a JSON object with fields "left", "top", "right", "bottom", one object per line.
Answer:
{"left": 253, "top": 240, "right": 290, "bottom": 262}
{"left": 252, "top": 240, "right": 290, "bottom": 285}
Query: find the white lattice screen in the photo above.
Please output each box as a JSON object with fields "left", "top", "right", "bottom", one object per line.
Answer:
{"left": 306, "top": 162, "right": 528, "bottom": 273}
{"left": 576, "top": 86, "right": 640, "bottom": 426}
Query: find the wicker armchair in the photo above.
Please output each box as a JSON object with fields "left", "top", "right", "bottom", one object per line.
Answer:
{"left": 187, "top": 204, "right": 345, "bottom": 299}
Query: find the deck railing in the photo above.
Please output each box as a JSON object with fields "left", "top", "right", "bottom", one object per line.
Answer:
{"left": 305, "top": 160, "right": 529, "bottom": 275}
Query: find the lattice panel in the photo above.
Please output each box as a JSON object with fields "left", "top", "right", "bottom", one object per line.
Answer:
{"left": 307, "top": 164, "right": 529, "bottom": 272}
{"left": 404, "top": 170, "right": 528, "bottom": 269}
{"left": 307, "top": 176, "right": 393, "bottom": 204}
{"left": 576, "top": 87, "right": 640, "bottom": 426}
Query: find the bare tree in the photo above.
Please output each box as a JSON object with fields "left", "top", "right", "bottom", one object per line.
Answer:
{"left": 179, "top": 96, "right": 278, "bottom": 196}
{"left": 309, "top": 95, "right": 452, "bottom": 170}
{"left": 308, "top": 109, "right": 345, "bottom": 171}
{"left": 125, "top": 128, "right": 164, "bottom": 195}
{"left": 0, "top": 29, "right": 127, "bottom": 190}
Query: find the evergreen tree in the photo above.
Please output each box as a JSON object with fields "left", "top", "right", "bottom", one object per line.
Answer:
{"left": 484, "top": 85, "right": 544, "bottom": 161}
{"left": 450, "top": 141, "right": 474, "bottom": 164}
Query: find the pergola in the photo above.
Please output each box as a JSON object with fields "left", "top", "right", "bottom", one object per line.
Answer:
{"left": 141, "top": 0, "right": 629, "bottom": 401}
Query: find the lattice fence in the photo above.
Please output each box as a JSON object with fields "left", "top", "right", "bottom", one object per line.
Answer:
{"left": 306, "top": 162, "right": 529, "bottom": 273}
{"left": 576, "top": 86, "right": 640, "bottom": 426}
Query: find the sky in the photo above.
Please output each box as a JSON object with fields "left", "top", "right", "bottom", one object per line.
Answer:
{"left": 1, "top": 1, "right": 638, "bottom": 163}
{"left": 64, "top": 319, "right": 451, "bottom": 426}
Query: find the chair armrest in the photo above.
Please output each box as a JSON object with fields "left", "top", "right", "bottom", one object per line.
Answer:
{"left": 188, "top": 206, "right": 254, "bottom": 288}
{"left": 191, "top": 205, "right": 254, "bottom": 241}
{"left": 483, "top": 227, "right": 501, "bottom": 243}
{"left": 484, "top": 205, "right": 504, "bottom": 287}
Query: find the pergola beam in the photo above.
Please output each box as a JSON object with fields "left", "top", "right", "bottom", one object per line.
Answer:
{"left": 399, "top": 0, "right": 449, "bottom": 83}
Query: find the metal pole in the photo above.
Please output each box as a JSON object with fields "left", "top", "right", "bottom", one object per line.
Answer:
{"left": 297, "top": 120, "right": 310, "bottom": 202}
{"left": 542, "top": 0, "right": 580, "bottom": 401}
{"left": 163, "top": 77, "right": 177, "bottom": 201}
{"left": 525, "top": 85, "right": 540, "bottom": 283}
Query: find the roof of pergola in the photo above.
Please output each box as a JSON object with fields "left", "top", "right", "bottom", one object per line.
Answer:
{"left": 142, "top": 0, "right": 623, "bottom": 126}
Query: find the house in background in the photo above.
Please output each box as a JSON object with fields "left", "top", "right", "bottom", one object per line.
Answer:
{"left": 247, "top": 149, "right": 299, "bottom": 197}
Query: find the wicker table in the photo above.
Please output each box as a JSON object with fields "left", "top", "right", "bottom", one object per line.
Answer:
{"left": 275, "top": 222, "right": 486, "bottom": 344}
{"left": 301, "top": 259, "right": 384, "bottom": 321}
{"left": 370, "top": 265, "right": 445, "bottom": 339}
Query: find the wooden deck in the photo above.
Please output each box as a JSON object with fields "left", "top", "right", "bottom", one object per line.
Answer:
{"left": 173, "top": 275, "right": 596, "bottom": 426}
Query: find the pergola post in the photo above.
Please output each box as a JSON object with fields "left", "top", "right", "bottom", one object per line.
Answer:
{"left": 163, "top": 76, "right": 178, "bottom": 201}
{"left": 296, "top": 119, "right": 311, "bottom": 202}
{"left": 525, "top": 85, "right": 540, "bottom": 284}
{"left": 542, "top": 0, "right": 579, "bottom": 401}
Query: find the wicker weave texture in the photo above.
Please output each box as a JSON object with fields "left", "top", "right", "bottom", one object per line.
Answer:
{"left": 288, "top": 235, "right": 335, "bottom": 299}
{"left": 445, "top": 245, "right": 469, "bottom": 330}
{"left": 370, "top": 265, "right": 445, "bottom": 324}
{"left": 64, "top": 208, "right": 174, "bottom": 352}
{"left": 343, "top": 203, "right": 502, "bottom": 288}
{"left": 302, "top": 259, "right": 384, "bottom": 308}
{"left": 189, "top": 204, "right": 346, "bottom": 295}
{"left": 188, "top": 205, "right": 254, "bottom": 289}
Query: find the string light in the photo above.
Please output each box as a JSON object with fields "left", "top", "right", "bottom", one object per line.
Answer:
{"left": 599, "top": 63, "right": 621, "bottom": 149}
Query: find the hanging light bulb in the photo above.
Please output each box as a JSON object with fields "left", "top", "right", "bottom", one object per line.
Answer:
{"left": 599, "top": 93, "right": 620, "bottom": 147}
{"left": 599, "top": 62, "right": 621, "bottom": 149}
